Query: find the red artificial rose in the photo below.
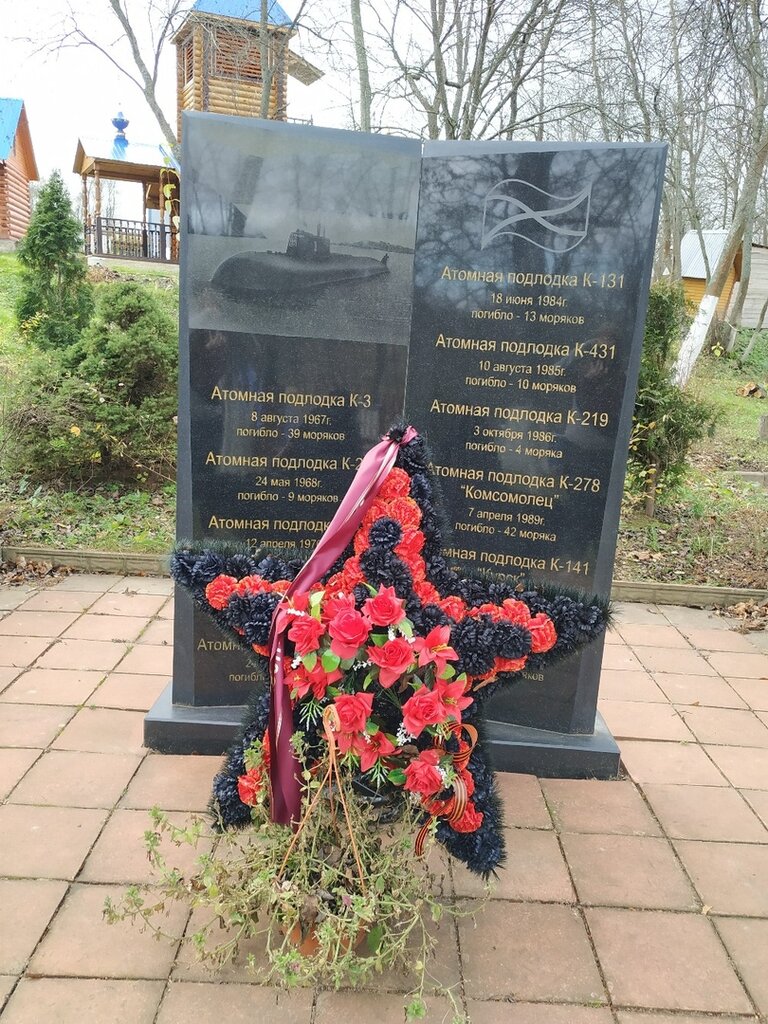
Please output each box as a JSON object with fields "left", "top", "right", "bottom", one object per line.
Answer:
{"left": 403, "top": 748, "right": 444, "bottom": 797}
{"left": 287, "top": 614, "right": 325, "bottom": 655}
{"left": 363, "top": 585, "right": 405, "bottom": 627}
{"left": 394, "top": 527, "right": 424, "bottom": 565}
{"left": 322, "top": 591, "right": 357, "bottom": 623}
{"left": 378, "top": 466, "right": 411, "bottom": 499}
{"left": 450, "top": 800, "right": 484, "bottom": 833}
{"left": 359, "top": 730, "right": 397, "bottom": 773}
{"left": 433, "top": 676, "right": 473, "bottom": 724}
{"left": 439, "top": 595, "right": 468, "bottom": 621}
{"left": 401, "top": 686, "right": 445, "bottom": 737}
{"left": 528, "top": 612, "right": 557, "bottom": 653}
{"left": 501, "top": 598, "right": 532, "bottom": 627}
{"left": 237, "top": 766, "right": 264, "bottom": 806}
{"left": 413, "top": 625, "right": 458, "bottom": 674}
{"left": 235, "top": 574, "right": 272, "bottom": 597}
{"left": 384, "top": 496, "right": 422, "bottom": 529}
{"left": 205, "top": 574, "right": 239, "bottom": 611}
{"left": 334, "top": 691, "right": 374, "bottom": 734}
{"left": 367, "top": 636, "right": 415, "bottom": 687}
{"left": 328, "top": 607, "right": 370, "bottom": 658}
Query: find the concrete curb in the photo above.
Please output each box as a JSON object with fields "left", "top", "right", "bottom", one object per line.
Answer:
{"left": 2, "top": 544, "right": 766, "bottom": 608}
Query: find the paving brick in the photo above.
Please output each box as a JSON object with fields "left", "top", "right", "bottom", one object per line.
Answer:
{"left": 91, "top": 672, "right": 169, "bottom": 711}
{"left": 541, "top": 778, "right": 660, "bottom": 836}
{"left": 679, "top": 628, "right": 761, "bottom": 652}
{"left": 600, "top": 700, "right": 692, "bottom": 741}
{"left": 676, "top": 706, "right": 768, "bottom": 747}
{"left": 0, "top": 611, "right": 80, "bottom": 637}
{"left": 725, "top": 677, "right": 768, "bottom": 711}
{"left": 52, "top": 574, "right": 127, "bottom": 592}
{"left": 597, "top": 670, "right": 667, "bottom": 703}
{"left": 653, "top": 673, "right": 746, "bottom": 708}
{"left": 63, "top": 614, "right": 148, "bottom": 643}
{"left": 135, "top": 619, "right": 173, "bottom": 645}
{"left": 453, "top": 828, "right": 574, "bottom": 902}
{"left": 115, "top": 643, "right": 174, "bottom": 675}
{"left": 494, "top": 772, "right": 552, "bottom": 828}
{"left": 0, "top": 878, "right": 68, "bottom": 973}
{"left": 617, "top": 1015, "right": 758, "bottom": 1024}
{"left": 0, "top": 665, "right": 22, "bottom": 694}
{"left": 562, "top": 833, "right": 697, "bottom": 910}
{"left": 741, "top": 788, "right": 768, "bottom": 826}
{"left": 80, "top": 809, "right": 211, "bottom": 884}
{"left": 1, "top": 977, "right": 164, "bottom": 1024}
{"left": 314, "top": 991, "right": 409, "bottom": 1024}
{"left": 0, "top": 804, "right": 107, "bottom": 879}
{"left": 0, "top": 703, "right": 75, "bottom": 747}
{"left": 618, "top": 624, "right": 690, "bottom": 648}
{"left": 642, "top": 784, "right": 767, "bottom": 842}
{"left": 635, "top": 647, "right": 716, "bottom": 676}
{"left": 458, "top": 901, "right": 605, "bottom": 1003}
{"left": 9, "top": 749, "right": 142, "bottom": 808}
{"left": 586, "top": 908, "right": 752, "bottom": 1013}
{"left": 29, "top": 883, "right": 188, "bottom": 978}
{"left": 121, "top": 753, "right": 221, "bottom": 811}
{"left": 170, "top": 906, "right": 269, "bottom": 983}
{"left": 0, "top": 668, "right": 103, "bottom": 706}
{"left": 35, "top": 638, "right": 128, "bottom": 672}
{"left": 707, "top": 651, "right": 768, "bottom": 679}
{"left": 52, "top": 707, "right": 146, "bottom": 754}
{"left": 158, "top": 599, "right": 175, "bottom": 619}
{"left": 674, "top": 840, "right": 768, "bottom": 916}
{"left": 0, "top": 636, "right": 53, "bottom": 668}
{"left": 0, "top": 977, "right": 16, "bottom": 1012}
{"left": 88, "top": 592, "right": 167, "bottom": 617}
{"left": 0, "top": 748, "right": 40, "bottom": 799}
{"left": 158, "top": 983, "right": 313, "bottom": 1024}
{"left": 714, "top": 916, "right": 768, "bottom": 1015}
{"left": 601, "top": 646, "right": 644, "bottom": 671}
{"left": 661, "top": 606, "right": 730, "bottom": 630}
{"left": 110, "top": 577, "right": 174, "bottom": 596}
{"left": 704, "top": 744, "right": 768, "bottom": 788}
{"left": 467, "top": 1004, "right": 614, "bottom": 1024}
{"left": 19, "top": 590, "right": 102, "bottom": 612}
{"left": 613, "top": 603, "right": 666, "bottom": 625}
{"left": 620, "top": 740, "right": 727, "bottom": 786}
{"left": 0, "top": 586, "right": 36, "bottom": 610}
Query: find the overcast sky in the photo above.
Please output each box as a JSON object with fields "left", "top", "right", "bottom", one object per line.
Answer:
{"left": 0, "top": 0, "right": 348, "bottom": 216}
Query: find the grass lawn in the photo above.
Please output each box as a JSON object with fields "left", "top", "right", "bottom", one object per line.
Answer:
{"left": 1, "top": 252, "right": 766, "bottom": 587}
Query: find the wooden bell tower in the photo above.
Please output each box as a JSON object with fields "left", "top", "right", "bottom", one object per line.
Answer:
{"left": 173, "top": 0, "right": 322, "bottom": 140}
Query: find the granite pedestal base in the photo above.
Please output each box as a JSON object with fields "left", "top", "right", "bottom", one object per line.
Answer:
{"left": 144, "top": 683, "right": 245, "bottom": 755}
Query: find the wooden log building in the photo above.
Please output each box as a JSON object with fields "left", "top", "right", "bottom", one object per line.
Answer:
{"left": 173, "top": 0, "right": 322, "bottom": 139}
{"left": 681, "top": 229, "right": 742, "bottom": 318}
{"left": 0, "top": 98, "right": 39, "bottom": 242}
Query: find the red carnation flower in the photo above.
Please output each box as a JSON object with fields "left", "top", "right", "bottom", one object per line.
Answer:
{"left": 363, "top": 585, "right": 405, "bottom": 627}
{"left": 287, "top": 614, "right": 325, "bottom": 655}
{"left": 403, "top": 748, "right": 444, "bottom": 797}
{"left": 459, "top": 766, "right": 475, "bottom": 797}
{"left": 528, "top": 612, "right": 557, "bottom": 653}
{"left": 235, "top": 574, "right": 272, "bottom": 597}
{"left": 334, "top": 691, "right": 374, "bottom": 734}
{"left": 468, "top": 602, "right": 503, "bottom": 621}
{"left": 394, "top": 527, "right": 424, "bottom": 565}
{"left": 401, "top": 686, "right": 445, "bottom": 737}
{"left": 340, "top": 555, "right": 364, "bottom": 589}
{"left": 378, "top": 466, "right": 411, "bottom": 499}
{"left": 414, "top": 579, "right": 440, "bottom": 605}
{"left": 450, "top": 800, "right": 484, "bottom": 833}
{"left": 353, "top": 526, "right": 371, "bottom": 555}
{"left": 252, "top": 642, "right": 270, "bottom": 657}
{"left": 367, "top": 636, "right": 414, "bottom": 687}
{"left": 439, "top": 595, "right": 468, "bottom": 621}
{"left": 384, "top": 496, "right": 422, "bottom": 529}
{"left": 205, "top": 574, "right": 239, "bottom": 611}
{"left": 272, "top": 579, "right": 291, "bottom": 595}
{"left": 501, "top": 599, "right": 532, "bottom": 627}
{"left": 328, "top": 607, "right": 370, "bottom": 658}
{"left": 362, "top": 500, "right": 391, "bottom": 532}
{"left": 237, "top": 766, "right": 264, "bottom": 806}
{"left": 495, "top": 655, "right": 527, "bottom": 674}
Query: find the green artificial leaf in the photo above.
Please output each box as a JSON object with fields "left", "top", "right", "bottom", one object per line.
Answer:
{"left": 362, "top": 670, "right": 374, "bottom": 689}
{"left": 398, "top": 618, "right": 414, "bottom": 638}
{"left": 321, "top": 650, "right": 340, "bottom": 672}
{"left": 365, "top": 720, "right": 380, "bottom": 735}
{"left": 302, "top": 651, "right": 317, "bottom": 672}
{"left": 388, "top": 768, "right": 407, "bottom": 785}
{"left": 439, "top": 664, "right": 456, "bottom": 679}
{"left": 370, "top": 633, "right": 387, "bottom": 647}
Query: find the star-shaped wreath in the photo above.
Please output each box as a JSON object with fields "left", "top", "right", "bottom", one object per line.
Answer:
{"left": 171, "top": 426, "right": 608, "bottom": 876}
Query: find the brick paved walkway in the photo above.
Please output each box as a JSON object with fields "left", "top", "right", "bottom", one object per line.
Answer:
{"left": 1, "top": 573, "right": 767, "bottom": 1023}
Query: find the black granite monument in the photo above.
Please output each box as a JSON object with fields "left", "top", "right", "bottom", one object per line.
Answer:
{"left": 145, "top": 113, "right": 422, "bottom": 751}
{"left": 404, "top": 141, "right": 666, "bottom": 775}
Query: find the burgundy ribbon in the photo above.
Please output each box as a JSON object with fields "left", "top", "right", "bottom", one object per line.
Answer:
{"left": 267, "top": 426, "right": 418, "bottom": 826}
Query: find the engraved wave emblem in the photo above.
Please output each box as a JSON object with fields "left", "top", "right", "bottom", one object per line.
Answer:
{"left": 481, "top": 178, "right": 591, "bottom": 252}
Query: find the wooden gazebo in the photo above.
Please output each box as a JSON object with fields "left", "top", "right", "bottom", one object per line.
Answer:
{"left": 73, "top": 114, "right": 179, "bottom": 263}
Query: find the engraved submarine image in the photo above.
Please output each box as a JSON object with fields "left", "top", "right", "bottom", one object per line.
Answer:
{"left": 211, "top": 224, "right": 390, "bottom": 296}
